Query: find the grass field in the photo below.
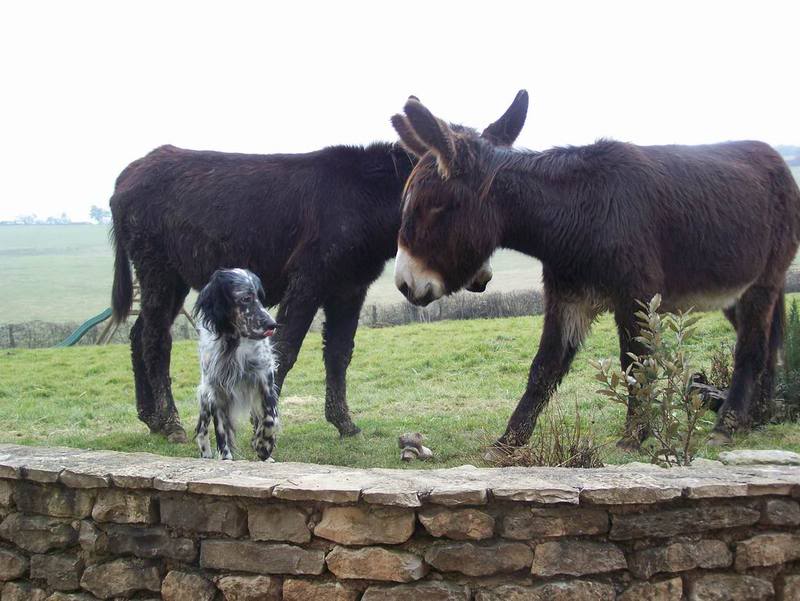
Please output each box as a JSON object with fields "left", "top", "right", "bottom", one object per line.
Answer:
{"left": 0, "top": 225, "right": 541, "bottom": 324}
{"left": 1, "top": 307, "right": 798, "bottom": 468}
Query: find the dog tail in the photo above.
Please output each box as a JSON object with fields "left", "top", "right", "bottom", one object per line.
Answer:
{"left": 110, "top": 220, "right": 133, "bottom": 324}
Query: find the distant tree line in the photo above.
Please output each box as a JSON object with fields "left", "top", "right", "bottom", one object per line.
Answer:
{"left": 1, "top": 205, "right": 110, "bottom": 225}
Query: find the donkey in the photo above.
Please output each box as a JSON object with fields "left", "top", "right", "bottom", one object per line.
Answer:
{"left": 110, "top": 96, "right": 528, "bottom": 442}
{"left": 391, "top": 91, "right": 800, "bottom": 450}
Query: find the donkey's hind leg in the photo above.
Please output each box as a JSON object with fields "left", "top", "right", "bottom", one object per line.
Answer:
{"left": 614, "top": 303, "right": 652, "bottom": 451}
{"left": 709, "top": 285, "right": 781, "bottom": 445}
{"left": 137, "top": 267, "right": 190, "bottom": 443}
{"left": 322, "top": 286, "right": 368, "bottom": 437}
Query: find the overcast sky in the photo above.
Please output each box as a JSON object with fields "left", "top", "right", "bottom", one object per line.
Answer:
{"left": 1, "top": 1, "right": 798, "bottom": 221}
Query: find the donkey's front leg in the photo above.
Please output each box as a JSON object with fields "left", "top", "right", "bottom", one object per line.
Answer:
{"left": 252, "top": 372, "right": 280, "bottom": 461}
{"left": 490, "top": 297, "right": 592, "bottom": 456}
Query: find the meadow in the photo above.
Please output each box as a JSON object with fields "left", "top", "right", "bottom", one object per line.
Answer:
{"left": 0, "top": 224, "right": 541, "bottom": 324}
{"left": 1, "top": 307, "right": 798, "bottom": 468}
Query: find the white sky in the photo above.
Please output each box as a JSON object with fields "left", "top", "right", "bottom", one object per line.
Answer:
{"left": 1, "top": 1, "right": 798, "bottom": 221}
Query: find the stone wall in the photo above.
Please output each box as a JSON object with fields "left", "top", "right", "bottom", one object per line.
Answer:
{"left": 0, "top": 445, "right": 798, "bottom": 600}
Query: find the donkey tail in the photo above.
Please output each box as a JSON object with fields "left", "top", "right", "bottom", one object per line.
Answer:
{"left": 110, "top": 223, "right": 133, "bottom": 324}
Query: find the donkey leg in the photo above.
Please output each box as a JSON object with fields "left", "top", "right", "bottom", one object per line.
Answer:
{"left": 271, "top": 276, "right": 322, "bottom": 399}
{"left": 321, "top": 287, "right": 369, "bottom": 437}
{"left": 138, "top": 269, "right": 190, "bottom": 443}
{"left": 491, "top": 295, "right": 594, "bottom": 454}
{"left": 130, "top": 316, "right": 159, "bottom": 432}
{"left": 252, "top": 372, "right": 280, "bottom": 461}
{"left": 709, "top": 285, "right": 780, "bottom": 445}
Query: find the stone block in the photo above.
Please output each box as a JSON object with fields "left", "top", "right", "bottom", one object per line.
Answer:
{"left": 474, "top": 580, "right": 615, "bottom": 601}
{"left": 91, "top": 489, "right": 157, "bottom": 524}
{"left": 361, "top": 581, "right": 470, "bottom": 601}
{"left": 79, "top": 558, "right": 161, "bottom": 599}
{"left": 283, "top": 579, "right": 358, "bottom": 601}
{"left": 1, "top": 582, "right": 48, "bottom": 601}
{"left": 424, "top": 541, "right": 532, "bottom": 577}
{"left": 216, "top": 575, "right": 282, "bottom": 601}
{"left": 418, "top": 507, "right": 494, "bottom": 540}
{"left": 760, "top": 498, "right": 800, "bottom": 526}
{"left": 0, "top": 513, "right": 78, "bottom": 553}
{"left": 161, "top": 496, "right": 246, "bottom": 537}
{"left": 161, "top": 570, "right": 215, "bottom": 601}
{"left": 618, "top": 578, "right": 683, "bottom": 601}
{"left": 734, "top": 532, "right": 800, "bottom": 570}
{"left": 248, "top": 504, "right": 310, "bottom": 544}
{"left": 31, "top": 553, "right": 84, "bottom": 591}
{"left": 500, "top": 506, "right": 607, "bottom": 539}
{"left": 326, "top": 546, "right": 427, "bottom": 582}
{"left": 688, "top": 573, "right": 773, "bottom": 600}
{"left": 14, "top": 481, "right": 94, "bottom": 518}
{"left": 531, "top": 540, "right": 625, "bottom": 577}
{"left": 629, "top": 539, "right": 731, "bottom": 579}
{"left": 0, "top": 547, "right": 28, "bottom": 581}
{"left": 104, "top": 523, "right": 197, "bottom": 562}
{"left": 314, "top": 505, "right": 415, "bottom": 545}
{"left": 200, "top": 540, "right": 325, "bottom": 575}
{"left": 609, "top": 503, "right": 760, "bottom": 539}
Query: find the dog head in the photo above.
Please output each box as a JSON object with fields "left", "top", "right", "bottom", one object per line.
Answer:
{"left": 195, "top": 268, "right": 277, "bottom": 339}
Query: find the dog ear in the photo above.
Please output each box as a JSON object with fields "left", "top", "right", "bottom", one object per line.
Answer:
{"left": 195, "top": 271, "right": 235, "bottom": 337}
{"left": 251, "top": 272, "right": 267, "bottom": 306}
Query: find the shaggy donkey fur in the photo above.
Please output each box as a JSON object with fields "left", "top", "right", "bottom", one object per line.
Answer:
{"left": 194, "top": 269, "right": 279, "bottom": 461}
{"left": 109, "top": 95, "right": 528, "bottom": 442}
{"left": 392, "top": 91, "right": 800, "bottom": 451}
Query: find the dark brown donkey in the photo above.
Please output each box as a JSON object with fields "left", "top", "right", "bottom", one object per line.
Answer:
{"left": 391, "top": 91, "right": 800, "bottom": 450}
{"left": 110, "top": 95, "right": 528, "bottom": 442}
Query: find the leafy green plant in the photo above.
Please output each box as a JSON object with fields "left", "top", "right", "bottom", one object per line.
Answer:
{"left": 592, "top": 295, "right": 708, "bottom": 466}
{"left": 777, "top": 298, "right": 800, "bottom": 421}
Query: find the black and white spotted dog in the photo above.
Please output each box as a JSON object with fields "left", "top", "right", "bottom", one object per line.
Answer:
{"left": 194, "top": 268, "right": 279, "bottom": 461}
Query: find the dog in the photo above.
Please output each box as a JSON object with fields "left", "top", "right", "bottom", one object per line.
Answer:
{"left": 194, "top": 268, "right": 279, "bottom": 461}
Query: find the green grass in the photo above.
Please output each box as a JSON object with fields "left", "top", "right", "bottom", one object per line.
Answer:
{"left": 2, "top": 308, "right": 798, "bottom": 468}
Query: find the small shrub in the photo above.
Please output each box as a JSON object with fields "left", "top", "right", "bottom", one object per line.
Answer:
{"left": 777, "top": 298, "right": 800, "bottom": 420}
{"left": 485, "top": 398, "right": 604, "bottom": 468}
{"left": 707, "top": 343, "right": 734, "bottom": 391}
{"left": 592, "top": 294, "right": 708, "bottom": 467}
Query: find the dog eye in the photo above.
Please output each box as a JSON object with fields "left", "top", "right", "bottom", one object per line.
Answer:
{"left": 240, "top": 295, "right": 254, "bottom": 303}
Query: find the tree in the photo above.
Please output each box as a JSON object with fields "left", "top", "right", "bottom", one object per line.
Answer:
{"left": 89, "top": 205, "right": 111, "bottom": 224}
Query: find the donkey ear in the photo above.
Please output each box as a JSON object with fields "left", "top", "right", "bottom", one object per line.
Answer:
{"left": 402, "top": 97, "right": 457, "bottom": 178}
{"left": 481, "top": 90, "right": 529, "bottom": 146}
{"left": 391, "top": 114, "right": 428, "bottom": 158}
{"left": 194, "top": 271, "right": 234, "bottom": 337}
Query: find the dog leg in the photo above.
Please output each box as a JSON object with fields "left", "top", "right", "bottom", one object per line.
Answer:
{"left": 252, "top": 372, "right": 279, "bottom": 461}
{"left": 212, "top": 393, "right": 236, "bottom": 460}
{"left": 195, "top": 386, "right": 214, "bottom": 459}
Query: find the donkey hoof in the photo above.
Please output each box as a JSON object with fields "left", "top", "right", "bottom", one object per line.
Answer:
{"left": 166, "top": 427, "right": 189, "bottom": 444}
{"left": 482, "top": 444, "right": 513, "bottom": 463}
{"left": 706, "top": 430, "right": 733, "bottom": 447}
{"left": 615, "top": 436, "right": 642, "bottom": 452}
{"left": 338, "top": 423, "right": 362, "bottom": 438}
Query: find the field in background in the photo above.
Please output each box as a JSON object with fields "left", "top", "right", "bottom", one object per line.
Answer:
{"left": 3, "top": 167, "right": 799, "bottom": 325}
{"left": 0, "top": 224, "right": 541, "bottom": 324}
{"left": 1, "top": 309, "right": 798, "bottom": 468}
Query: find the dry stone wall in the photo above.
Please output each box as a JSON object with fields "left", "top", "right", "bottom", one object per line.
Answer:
{"left": 0, "top": 445, "right": 798, "bottom": 600}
